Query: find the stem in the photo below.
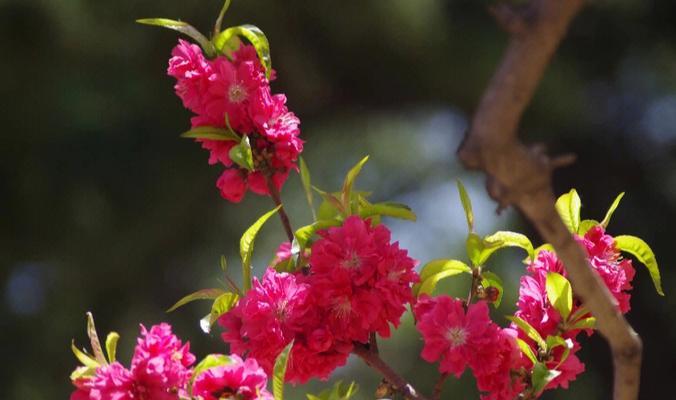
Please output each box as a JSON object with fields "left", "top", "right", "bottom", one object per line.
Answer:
{"left": 213, "top": 0, "right": 232, "bottom": 38}
{"left": 432, "top": 373, "right": 449, "bottom": 400}
{"left": 266, "top": 174, "right": 294, "bottom": 243}
{"left": 466, "top": 267, "right": 481, "bottom": 306}
{"left": 353, "top": 343, "right": 430, "bottom": 400}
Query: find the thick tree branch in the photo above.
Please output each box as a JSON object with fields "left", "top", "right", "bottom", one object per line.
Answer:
{"left": 457, "top": 1, "right": 642, "bottom": 399}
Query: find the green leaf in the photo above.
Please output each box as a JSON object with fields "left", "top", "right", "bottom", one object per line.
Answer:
{"left": 415, "top": 259, "right": 472, "bottom": 296}
{"left": 213, "top": 0, "right": 232, "bottom": 36}
{"left": 555, "top": 189, "right": 582, "bottom": 233}
{"left": 466, "top": 233, "right": 484, "bottom": 266}
{"left": 299, "top": 157, "right": 316, "bottom": 221}
{"left": 295, "top": 219, "right": 342, "bottom": 249}
{"left": 456, "top": 180, "right": 474, "bottom": 232}
{"left": 70, "top": 365, "right": 96, "bottom": 381}
{"left": 601, "top": 192, "right": 625, "bottom": 228}
{"left": 531, "top": 363, "right": 561, "bottom": 394}
{"left": 480, "top": 231, "right": 534, "bottom": 264}
{"left": 86, "top": 312, "right": 107, "bottom": 365}
{"left": 273, "top": 341, "right": 293, "bottom": 400}
{"left": 578, "top": 219, "right": 599, "bottom": 235}
{"left": 214, "top": 25, "right": 272, "bottom": 78}
{"left": 180, "top": 126, "right": 240, "bottom": 141}
{"left": 105, "top": 332, "right": 119, "bottom": 364}
{"left": 167, "top": 288, "right": 227, "bottom": 312}
{"left": 481, "top": 271, "right": 504, "bottom": 308}
{"left": 525, "top": 243, "right": 554, "bottom": 264}
{"left": 71, "top": 340, "right": 100, "bottom": 369}
{"left": 208, "top": 292, "right": 239, "bottom": 326}
{"left": 359, "top": 202, "right": 416, "bottom": 221}
{"left": 191, "top": 354, "right": 232, "bottom": 386}
{"left": 240, "top": 206, "right": 281, "bottom": 291}
{"left": 506, "top": 316, "right": 546, "bottom": 351}
{"left": 220, "top": 255, "right": 228, "bottom": 272}
{"left": 569, "top": 316, "right": 596, "bottom": 330}
{"left": 315, "top": 187, "right": 346, "bottom": 218}
{"left": 545, "top": 272, "right": 573, "bottom": 320}
{"left": 545, "top": 336, "right": 573, "bottom": 368}
{"left": 614, "top": 235, "right": 664, "bottom": 295}
{"left": 136, "top": 18, "right": 216, "bottom": 57}
{"left": 515, "top": 338, "right": 537, "bottom": 365}
{"left": 229, "top": 135, "right": 254, "bottom": 171}
{"left": 341, "top": 156, "right": 370, "bottom": 214}
{"left": 306, "top": 381, "right": 358, "bottom": 400}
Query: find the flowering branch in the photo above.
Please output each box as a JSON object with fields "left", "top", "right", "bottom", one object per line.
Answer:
{"left": 265, "top": 174, "right": 295, "bottom": 242}
{"left": 457, "top": 1, "right": 642, "bottom": 399}
{"left": 352, "top": 343, "right": 430, "bottom": 400}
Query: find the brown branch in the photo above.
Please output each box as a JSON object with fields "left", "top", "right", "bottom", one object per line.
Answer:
{"left": 353, "top": 343, "right": 430, "bottom": 400}
{"left": 457, "top": 1, "right": 642, "bottom": 400}
{"left": 265, "top": 174, "right": 295, "bottom": 243}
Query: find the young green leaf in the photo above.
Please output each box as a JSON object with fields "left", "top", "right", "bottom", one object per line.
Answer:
{"left": 466, "top": 233, "right": 484, "bottom": 267}
{"left": 71, "top": 341, "right": 100, "bottom": 369}
{"left": 229, "top": 135, "right": 254, "bottom": 171}
{"left": 531, "top": 363, "right": 561, "bottom": 394}
{"left": 578, "top": 219, "right": 599, "bottom": 235}
{"left": 555, "top": 189, "right": 581, "bottom": 233}
{"left": 208, "top": 292, "right": 239, "bottom": 326}
{"left": 415, "top": 259, "right": 472, "bottom": 296}
{"left": 273, "top": 341, "right": 294, "bottom": 400}
{"left": 314, "top": 187, "right": 346, "bottom": 218}
{"left": 545, "top": 336, "right": 573, "bottom": 368}
{"left": 545, "top": 272, "right": 573, "bottom": 320}
{"left": 105, "top": 332, "right": 120, "bottom": 363}
{"left": 180, "top": 126, "right": 240, "bottom": 141}
{"left": 601, "top": 192, "right": 625, "bottom": 228}
{"left": 341, "top": 156, "right": 370, "bottom": 214}
{"left": 191, "top": 354, "right": 232, "bottom": 388}
{"left": 480, "top": 231, "right": 534, "bottom": 264}
{"left": 213, "top": 25, "right": 272, "bottom": 78}
{"left": 456, "top": 180, "right": 474, "bottom": 232}
{"left": 506, "top": 316, "right": 547, "bottom": 351}
{"left": 240, "top": 206, "right": 281, "bottom": 291}
{"left": 569, "top": 316, "right": 596, "bottom": 330}
{"left": 299, "top": 158, "right": 316, "bottom": 221}
{"left": 294, "top": 219, "right": 342, "bottom": 249}
{"left": 481, "top": 271, "right": 504, "bottom": 308}
{"left": 614, "top": 235, "right": 663, "bottom": 295}
{"left": 86, "top": 312, "right": 107, "bottom": 365}
{"left": 70, "top": 365, "right": 96, "bottom": 381}
{"left": 359, "top": 202, "right": 416, "bottom": 221}
{"left": 515, "top": 338, "right": 537, "bottom": 365}
{"left": 306, "top": 380, "right": 359, "bottom": 400}
{"left": 136, "top": 18, "right": 216, "bottom": 57}
{"left": 167, "top": 288, "right": 227, "bottom": 312}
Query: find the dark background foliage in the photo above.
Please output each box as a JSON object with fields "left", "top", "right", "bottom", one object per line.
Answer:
{"left": 1, "top": 0, "right": 675, "bottom": 398}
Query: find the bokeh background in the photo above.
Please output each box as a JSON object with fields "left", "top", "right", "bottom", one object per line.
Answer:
{"left": 2, "top": 0, "right": 675, "bottom": 398}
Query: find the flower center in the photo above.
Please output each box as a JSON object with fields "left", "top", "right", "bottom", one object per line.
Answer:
{"left": 341, "top": 251, "right": 361, "bottom": 269}
{"left": 334, "top": 298, "right": 352, "bottom": 319}
{"left": 228, "top": 83, "right": 248, "bottom": 103}
{"left": 445, "top": 327, "right": 467, "bottom": 347}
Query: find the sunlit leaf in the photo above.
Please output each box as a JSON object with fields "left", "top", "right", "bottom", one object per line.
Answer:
{"left": 359, "top": 202, "right": 416, "bottom": 221}
{"left": 531, "top": 363, "right": 561, "bottom": 394}
{"left": 167, "top": 288, "right": 227, "bottom": 312}
{"left": 555, "top": 189, "right": 581, "bottom": 233}
{"left": 295, "top": 219, "right": 342, "bottom": 249}
{"left": 480, "top": 231, "right": 534, "bottom": 264}
{"left": 341, "top": 156, "right": 370, "bottom": 214}
{"left": 601, "top": 192, "right": 625, "bottom": 228}
{"left": 545, "top": 336, "right": 573, "bottom": 368}
{"left": 299, "top": 158, "right": 316, "bottom": 221}
{"left": 481, "top": 271, "right": 504, "bottom": 308}
{"left": 191, "top": 354, "right": 232, "bottom": 389}
{"left": 456, "top": 180, "right": 474, "bottom": 232}
{"left": 214, "top": 24, "right": 272, "bottom": 78}
{"left": 208, "top": 292, "right": 239, "bottom": 326}
{"left": 415, "top": 259, "right": 472, "bottom": 296}
{"left": 240, "top": 206, "right": 281, "bottom": 291}
{"left": 515, "top": 338, "right": 537, "bottom": 365}
{"left": 545, "top": 272, "right": 573, "bottom": 320}
{"left": 314, "top": 187, "right": 346, "bottom": 218}
{"left": 229, "top": 135, "right": 254, "bottom": 171}
{"left": 105, "top": 332, "right": 119, "bottom": 364}
{"left": 273, "top": 341, "right": 293, "bottom": 400}
{"left": 507, "top": 316, "right": 546, "bottom": 351}
{"left": 578, "top": 219, "right": 599, "bottom": 235}
{"left": 136, "top": 18, "right": 216, "bottom": 56}
{"left": 306, "top": 380, "right": 359, "bottom": 400}
{"left": 180, "top": 126, "right": 240, "bottom": 141}
{"left": 71, "top": 341, "right": 100, "bottom": 369}
{"left": 614, "top": 235, "right": 664, "bottom": 295}
{"left": 70, "top": 365, "right": 96, "bottom": 381}
{"left": 466, "top": 233, "right": 484, "bottom": 266}
{"left": 569, "top": 316, "right": 596, "bottom": 330}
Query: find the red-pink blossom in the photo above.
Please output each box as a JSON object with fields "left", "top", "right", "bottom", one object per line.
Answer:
{"left": 473, "top": 328, "right": 527, "bottom": 400}
{"left": 286, "top": 335, "right": 352, "bottom": 384}
{"left": 71, "top": 363, "right": 135, "bottom": 400}
{"left": 192, "top": 355, "right": 273, "bottom": 400}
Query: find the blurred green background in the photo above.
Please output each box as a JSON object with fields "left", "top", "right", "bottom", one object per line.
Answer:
{"left": 2, "top": 0, "right": 675, "bottom": 398}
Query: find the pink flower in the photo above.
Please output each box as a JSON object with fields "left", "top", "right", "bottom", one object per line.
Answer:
{"left": 71, "top": 362, "right": 135, "bottom": 400}
{"left": 286, "top": 337, "right": 352, "bottom": 384}
{"left": 167, "top": 39, "right": 212, "bottom": 115}
{"left": 514, "top": 273, "right": 562, "bottom": 339}
{"left": 130, "top": 323, "right": 196, "bottom": 400}
{"left": 192, "top": 355, "right": 273, "bottom": 400}
{"left": 220, "top": 269, "right": 314, "bottom": 374}
{"left": 216, "top": 169, "right": 248, "bottom": 203}
{"left": 308, "top": 216, "right": 418, "bottom": 342}
{"left": 544, "top": 347, "right": 585, "bottom": 390}
{"left": 414, "top": 296, "right": 498, "bottom": 377}
{"left": 473, "top": 329, "right": 527, "bottom": 400}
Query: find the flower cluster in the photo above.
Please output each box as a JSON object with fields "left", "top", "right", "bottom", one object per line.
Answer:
{"left": 414, "top": 296, "right": 526, "bottom": 400}
{"left": 220, "top": 216, "right": 419, "bottom": 383}
{"left": 512, "top": 225, "right": 636, "bottom": 391}
{"left": 168, "top": 40, "right": 303, "bottom": 202}
{"left": 71, "top": 323, "right": 195, "bottom": 400}
{"left": 71, "top": 323, "right": 275, "bottom": 400}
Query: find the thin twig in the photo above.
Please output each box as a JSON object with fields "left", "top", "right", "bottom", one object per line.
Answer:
{"left": 266, "top": 174, "right": 295, "bottom": 243}
{"left": 432, "top": 373, "right": 449, "bottom": 400}
{"left": 457, "top": 0, "right": 642, "bottom": 399}
{"left": 353, "top": 343, "right": 430, "bottom": 400}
